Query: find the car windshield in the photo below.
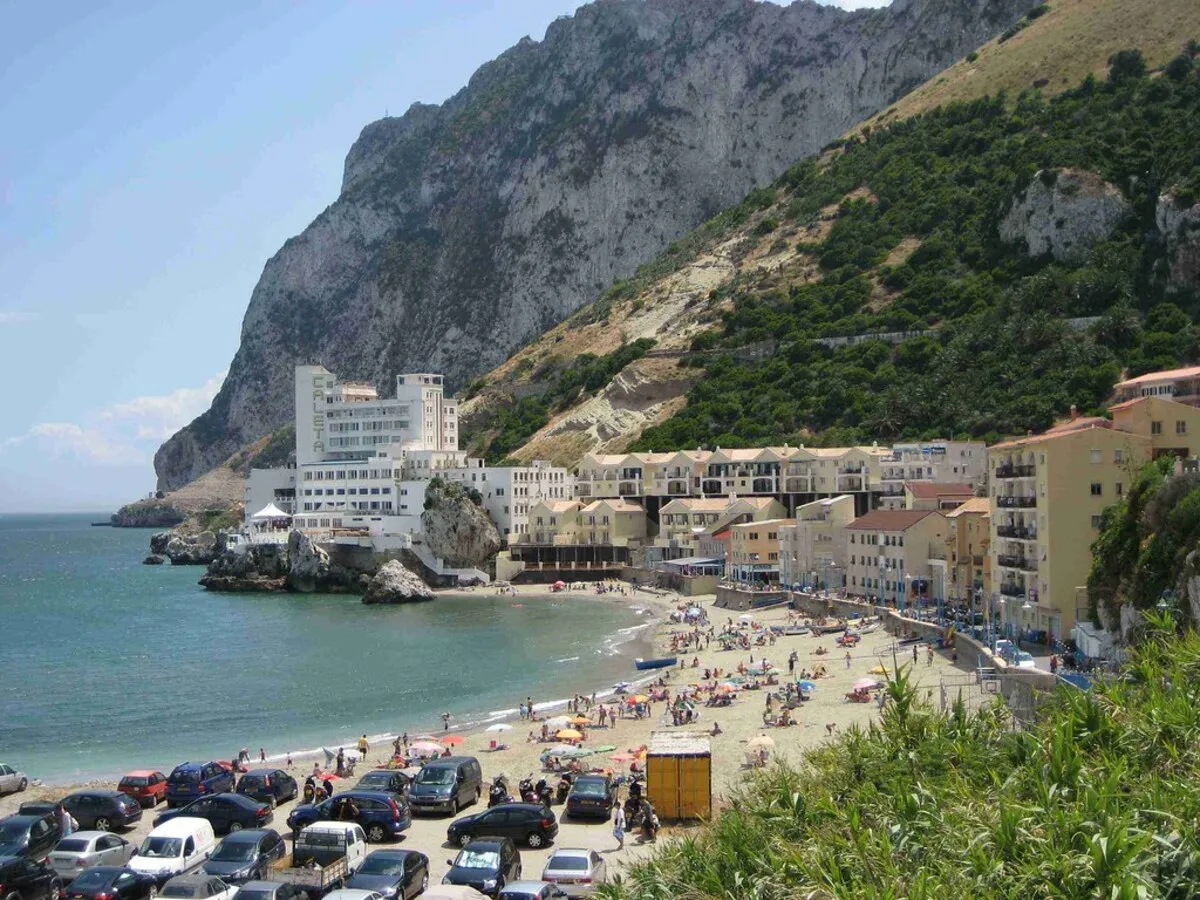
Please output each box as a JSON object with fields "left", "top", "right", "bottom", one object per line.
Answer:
{"left": 161, "top": 883, "right": 203, "bottom": 898}
{"left": 415, "top": 768, "right": 454, "bottom": 786}
{"left": 140, "top": 837, "right": 183, "bottom": 858}
{"left": 572, "top": 782, "right": 607, "bottom": 797}
{"left": 233, "top": 890, "right": 271, "bottom": 900}
{"left": 455, "top": 850, "right": 499, "bottom": 870}
{"left": 57, "top": 839, "right": 91, "bottom": 852}
{"left": 70, "top": 871, "right": 116, "bottom": 890}
{"left": 548, "top": 857, "right": 589, "bottom": 871}
{"left": 211, "top": 843, "right": 257, "bottom": 862}
{"left": 121, "top": 777, "right": 150, "bottom": 787}
{"left": 358, "top": 856, "right": 405, "bottom": 876}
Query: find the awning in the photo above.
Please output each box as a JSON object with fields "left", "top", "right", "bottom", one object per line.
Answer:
{"left": 661, "top": 556, "right": 721, "bottom": 567}
{"left": 250, "top": 503, "right": 292, "bottom": 519}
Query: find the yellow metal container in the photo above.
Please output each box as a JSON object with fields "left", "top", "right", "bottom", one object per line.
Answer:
{"left": 645, "top": 731, "right": 712, "bottom": 820}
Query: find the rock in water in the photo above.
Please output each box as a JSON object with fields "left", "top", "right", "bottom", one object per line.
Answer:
{"left": 998, "top": 168, "right": 1132, "bottom": 264}
{"left": 362, "top": 560, "right": 435, "bottom": 605}
{"left": 287, "top": 530, "right": 332, "bottom": 592}
{"left": 164, "top": 531, "right": 219, "bottom": 565}
{"left": 421, "top": 480, "right": 500, "bottom": 569}
{"left": 200, "top": 542, "right": 290, "bottom": 592}
{"left": 149, "top": 532, "right": 171, "bottom": 554}
{"left": 143, "top": 555, "right": 166, "bottom": 566}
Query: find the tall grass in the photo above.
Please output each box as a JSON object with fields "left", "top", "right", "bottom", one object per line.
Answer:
{"left": 601, "top": 624, "right": 1200, "bottom": 899}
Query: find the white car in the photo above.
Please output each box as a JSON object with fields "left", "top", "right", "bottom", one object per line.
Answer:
{"left": 540, "top": 849, "right": 606, "bottom": 897}
{"left": 160, "top": 874, "right": 238, "bottom": 900}
{"left": 322, "top": 891, "right": 384, "bottom": 900}
{"left": 49, "top": 831, "right": 136, "bottom": 876}
{"left": 0, "top": 763, "right": 29, "bottom": 795}
{"left": 1013, "top": 651, "right": 1037, "bottom": 669}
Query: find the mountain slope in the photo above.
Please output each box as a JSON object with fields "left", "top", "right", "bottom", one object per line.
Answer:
{"left": 460, "top": 9, "right": 1200, "bottom": 464}
{"left": 155, "top": 0, "right": 1036, "bottom": 490}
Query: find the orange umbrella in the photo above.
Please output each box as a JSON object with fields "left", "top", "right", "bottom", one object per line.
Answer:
{"left": 556, "top": 728, "right": 584, "bottom": 741}
{"left": 442, "top": 735, "right": 465, "bottom": 746}
{"left": 570, "top": 715, "right": 591, "bottom": 725}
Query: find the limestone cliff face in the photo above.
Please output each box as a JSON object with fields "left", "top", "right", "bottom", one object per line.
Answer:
{"left": 420, "top": 480, "right": 501, "bottom": 569}
{"left": 155, "top": 0, "right": 1031, "bottom": 490}
{"left": 999, "top": 169, "right": 1133, "bottom": 264}
{"left": 1156, "top": 191, "right": 1200, "bottom": 289}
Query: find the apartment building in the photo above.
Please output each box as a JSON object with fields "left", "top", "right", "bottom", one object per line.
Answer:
{"left": 439, "top": 458, "right": 572, "bottom": 543}
{"left": 1112, "top": 365, "right": 1200, "bottom": 407}
{"left": 878, "top": 441, "right": 988, "bottom": 508}
{"left": 656, "top": 495, "right": 786, "bottom": 559}
{"left": 944, "top": 497, "right": 991, "bottom": 606}
{"left": 905, "top": 482, "right": 977, "bottom": 511}
{"left": 844, "top": 509, "right": 949, "bottom": 608}
{"left": 729, "top": 518, "right": 790, "bottom": 582}
{"left": 511, "top": 498, "right": 647, "bottom": 570}
{"left": 778, "top": 495, "right": 855, "bottom": 589}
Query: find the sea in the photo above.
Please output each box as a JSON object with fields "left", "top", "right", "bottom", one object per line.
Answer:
{"left": 0, "top": 514, "right": 656, "bottom": 785}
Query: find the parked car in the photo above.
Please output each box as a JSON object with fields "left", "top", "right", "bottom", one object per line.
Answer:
{"left": 119, "top": 772, "right": 169, "bottom": 808}
{"left": 1014, "top": 651, "right": 1037, "bottom": 669}
{"left": 160, "top": 874, "right": 237, "bottom": 900}
{"left": 200, "top": 829, "right": 285, "bottom": 885}
{"left": 49, "top": 831, "right": 136, "bottom": 876}
{"left": 65, "top": 866, "right": 158, "bottom": 900}
{"left": 0, "top": 811, "right": 63, "bottom": 859}
{"left": 498, "top": 883, "right": 569, "bottom": 900}
{"left": 286, "top": 792, "right": 410, "bottom": 844}
{"left": 352, "top": 771, "right": 409, "bottom": 797}
{"left": 63, "top": 791, "right": 144, "bottom": 831}
{"left": 0, "top": 855, "right": 63, "bottom": 900}
{"left": 407, "top": 758, "right": 482, "bottom": 816}
{"left": 563, "top": 776, "right": 614, "bottom": 821}
{"left": 228, "top": 881, "right": 309, "bottom": 900}
{"left": 128, "top": 818, "right": 218, "bottom": 885}
{"left": 234, "top": 771, "right": 296, "bottom": 809}
{"left": 17, "top": 802, "right": 58, "bottom": 817}
{"left": 345, "top": 850, "right": 428, "bottom": 900}
{"left": 155, "top": 795, "right": 273, "bottom": 836}
{"left": 442, "top": 838, "right": 521, "bottom": 899}
{"left": 539, "top": 849, "right": 606, "bottom": 897}
{"left": 166, "top": 764, "right": 235, "bottom": 810}
{"left": 446, "top": 804, "right": 558, "bottom": 849}
{"left": 322, "top": 891, "right": 382, "bottom": 900}
{"left": 0, "top": 765, "right": 29, "bottom": 796}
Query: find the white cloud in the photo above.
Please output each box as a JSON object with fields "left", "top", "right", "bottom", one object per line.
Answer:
{"left": 0, "top": 311, "right": 38, "bottom": 325}
{"left": 1, "top": 371, "right": 226, "bottom": 467}
{"left": 102, "top": 371, "right": 226, "bottom": 440}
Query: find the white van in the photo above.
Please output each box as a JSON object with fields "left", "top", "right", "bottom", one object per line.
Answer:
{"left": 130, "top": 817, "right": 217, "bottom": 884}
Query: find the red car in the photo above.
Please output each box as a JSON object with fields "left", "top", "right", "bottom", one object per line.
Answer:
{"left": 117, "top": 770, "right": 168, "bottom": 807}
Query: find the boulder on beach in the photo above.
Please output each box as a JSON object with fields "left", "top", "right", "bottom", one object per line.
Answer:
{"left": 362, "top": 560, "right": 434, "bottom": 605}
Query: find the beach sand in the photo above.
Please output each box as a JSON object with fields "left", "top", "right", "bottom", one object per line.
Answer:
{"left": 2, "top": 589, "right": 973, "bottom": 885}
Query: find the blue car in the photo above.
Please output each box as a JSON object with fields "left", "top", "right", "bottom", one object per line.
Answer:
{"left": 286, "top": 791, "right": 411, "bottom": 843}
{"left": 165, "top": 762, "right": 234, "bottom": 809}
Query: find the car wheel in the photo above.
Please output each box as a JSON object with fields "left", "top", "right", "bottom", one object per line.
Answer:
{"left": 448, "top": 799, "right": 458, "bottom": 816}
{"left": 95, "top": 817, "right": 112, "bottom": 832}
{"left": 458, "top": 832, "right": 473, "bottom": 848}
{"left": 148, "top": 886, "right": 158, "bottom": 899}
{"left": 268, "top": 797, "right": 277, "bottom": 810}
{"left": 473, "top": 788, "right": 481, "bottom": 806}
{"left": 5, "top": 891, "right": 21, "bottom": 900}
{"left": 228, "top": 822, "right": 244, "bottom": 833}
{"left": 48, "top": 878, "right": 63, "bottom": 900}
{"left": 366, "top": 824, "right": 387, "bottom": 843}
{"left": 526, "top": 832, "right": 545, "bottom": 849}
{"left": 18, "top": 778, "right": 28, "bottom": 792}
{"left": 418, "top": 874, "right": 428, "bottom": 897}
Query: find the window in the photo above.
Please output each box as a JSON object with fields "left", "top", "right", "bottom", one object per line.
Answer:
{"left": 1152, "top": 421, "right": 1163, "bottom": 435}
{"left": 1091, "top": 515, "right": 1102, "bottom": 528}
{"left": 1090, "top": 483, "right": 1102, "bottom": 496}
{"left": 1089, "top": 449, "right": 1102, "bottom": 464}
{"left": 1116, "top": 482, "right": 1124, "bottom": 496}
{"left": 1177, "top": 420, "right": 1188, "bottom": 435}
{"left": 1114, "top": 448, "right": 1123, "bottom": 463}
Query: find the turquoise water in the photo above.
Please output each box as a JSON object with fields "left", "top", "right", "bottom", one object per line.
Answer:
{"left": 0, "top": 514, "right": 653, "bottom": 784}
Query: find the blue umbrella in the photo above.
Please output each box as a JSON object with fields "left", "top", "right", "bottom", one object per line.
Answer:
{"left": 797, "top": 680, "right": 817, "bottom": 692}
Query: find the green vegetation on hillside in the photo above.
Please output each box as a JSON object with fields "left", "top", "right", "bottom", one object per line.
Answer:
{"left": 1088, "top": 456, "right": 1200, "bottom": 625}
{"left": 476, "top": 339, "right": 656, "bottom": 461}
{"left": 627, "top": 52, "right": 1200, "bottom": 452}
{"left": 602, "top": 621, "right": 1200, "bottom": 899}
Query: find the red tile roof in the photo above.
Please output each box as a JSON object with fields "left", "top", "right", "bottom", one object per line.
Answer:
{"left": 847, "top": 509, "right": 940, "bottom": 531}
{"left": 905, "top": 481, "right": 975, "bottom": 499}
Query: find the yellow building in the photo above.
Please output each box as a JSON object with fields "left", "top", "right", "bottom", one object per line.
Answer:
{"left": 845, "top": 509, "right": 949, "bottom": 609}
{"left": 944, "top": 497, "right": 991, "bottom": 608}
{"left": 729, "top": 518, "right": 790, "bottom": 582}
{"left": 578, "top": 499, "right": 648, "bottom": 547}
{"left": 524, "top": 500, "right": 584, "bottom": 545}
{"left": 657, "top": 496, "right": 785, "bottom": 559}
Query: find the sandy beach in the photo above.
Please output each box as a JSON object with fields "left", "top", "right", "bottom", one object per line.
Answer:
{"left": 2, "top": 587, "right": 971, "bottom": 885}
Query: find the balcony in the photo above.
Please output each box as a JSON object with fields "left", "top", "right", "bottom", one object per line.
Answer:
{"left": 994, "top": 464, "right": 1036, "bottom": 479}
{"left": 997, "top": 554, "right": 1029, "bottom": 569}
{"left": 618, "top": 483, "right": 638, "bottom": 496}
{"left": 666, "top": 480, "right": 690, "bottom": 496}
{"left": 784, "top": 476, "right": 813, "bottom": 492}
{"left": 701, "top": 479, "right": 722, "bottom": 495}
{"left": 752, "top": 478, "right": 776, "bottom": 493}
{"left": 837, "top": 474, "right": 865, "bottom": 491}
{"left": 997, "top": 495, "right": 1037, "bottom": 508}
{"left": 999, "top": 583, "right": 1027, "bottom": 598}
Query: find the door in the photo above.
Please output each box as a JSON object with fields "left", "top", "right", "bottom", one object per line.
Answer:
{"left": 260, "top": 831, "right": 283, "bottom": 865}
{"left": 677, "top": 755, "right": 711, "bottom": 819}
{"left": 182, "top": 836, "right": 197, "bottom": 870}
{"left": 97, "top": 834, "right": 125, "bottom": 865}
{"left": 114, "top": 871, "right": 139, "bottom": 900}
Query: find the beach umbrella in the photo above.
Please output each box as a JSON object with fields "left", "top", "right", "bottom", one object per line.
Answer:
{"left": 747, "top": 735, "right": 775, "bottom": 752}
{"left": 411, "top": 734, "right": 439, "bottom": 742}
{"left": 556, "top": 728, "right": 584, "bottom": 741}
{"left": 570, "top": 715, "right": 591, "bottom": 725}
{"left": 544, "top": 715, "right": 572, "bottom": 730}
{"left": 869, "top": 665, "right": 889, "bottom": 675}
{"left": 554, "top": 580, "right": 566, "bottom": 588}
{"left": 442, "top": 735, "right": 465, "bottom": 746}
{"left": 797, "top": 680, "right": 817, "bottom": 692}
{"left": 853, "top": 678, "right": 880, "bottom": 691}
{"left": 556, "top": 747, "right": 592, "bottom": 759}
{"left": 591, "top": 745, "right": 616, "bottom": 753}
{"left": 409, "top": 740, "right": 444, "bottom": 756}
{"left": 543, "top": 743, "right": 577, "bottom": 755}
{"left": 485, "top": 723, "right": 512, "bottom": 733}
{"left": 626, "top": 694, "right": 649, "bottom": 704}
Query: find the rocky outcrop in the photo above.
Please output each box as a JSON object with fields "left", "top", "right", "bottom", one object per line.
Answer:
{"left": 287, "top": 530, "right": 363, "bottom": 593}
{"left": 164, "top": 531, "right": 220, "bottom": 565}
{"left": 111, "top": 500, "right": 187, "bottom": 528}
{"left": 1156, "top": 191, "right": 1200, "bottom": 289}
{"left": 200, "top": 541, "right": 290, "bottom": 592}
{"left": 154, "top": 0, "right": 1033, "bottom": 490}
{"left": 999, "top": 168, "right": 1132, "bottom": 264}
{"left": 362, "top": 560, "right": 435, "bottom": 604}
{"left": 149, "top": 532, "right": 171, "bottom": 554}
{"left": 143, "top": 555, "right": 165, "bottom": 566}
{"left": 420, "top": 480, "right": 501, "bottom": 569}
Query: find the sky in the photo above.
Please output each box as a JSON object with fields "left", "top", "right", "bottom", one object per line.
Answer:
{"left": 0, "top": 0, "right": 884, "bottom": 513}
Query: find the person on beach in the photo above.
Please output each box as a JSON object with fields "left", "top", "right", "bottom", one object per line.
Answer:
{"left": 612, "top": 803, "right": 626, "bottom": 850}
{"left": 927, "top": 645, "right": 935, "bottom": 666}
{"left": 358, "top": 735, "right": 369, "bottom": 760}
{"left": 845, "top": 651, "right": 852, "bottom": 669}
{"left": 913, "top": 645, "right": 919, "bottom": 664}
{"left": 442, "top": 712, "right": 451, "bottom": 731}
{"left": 286, "top": 752, "right": 293, "bottom": 768}
{"left": 336, "top": 748, "right": 346, "bottom": 776}
{"left": 710, "top": 721, "right": 722, "bottom": 736}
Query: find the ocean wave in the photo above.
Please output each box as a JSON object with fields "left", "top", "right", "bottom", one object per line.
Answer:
{"left": 555, "top": 656, "right": 580, "bottom": 663}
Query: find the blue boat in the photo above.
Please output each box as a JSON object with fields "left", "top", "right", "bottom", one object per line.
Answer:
{"left": 634, "top": 656, "right": 678, "bottom": 670}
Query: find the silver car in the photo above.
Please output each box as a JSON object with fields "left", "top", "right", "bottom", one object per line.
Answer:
{"left": 540, "top": 849, "right": 606, "bottom": 897}
{"left": 499, "top": 881, "right": 569, "bottom": 900}
{"left": 49, "top": 831, "right": 136, "bottom": 876}
{"left": 0, "top": 764, "right": 29, "bottom": 795}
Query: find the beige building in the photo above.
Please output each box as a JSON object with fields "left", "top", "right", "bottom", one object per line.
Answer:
{"left": 845, "top": 509, "right": 949, "bottom": 610}
{"left": 905, "top": 481, "right": 976, "bottom": 511}
{"left": 878, "top": 440, "right": 988, "bottom": 508}
{"left": 778, "top": 495, "right": 855, "bottom": 589}
{"left": 985, "top": 394, "right": 1200, "bottom": 639}
{"left": 656, "top": 495, "right": 785, "bottom": 559}
{"left": 1112, "top": 365, "right": 1200, "bottom": 407}
{"left": 729, "top": 518, "right": 790, "bottom": 582}
{"left": 944, "top": 497, "right": 992, "bottom": 608}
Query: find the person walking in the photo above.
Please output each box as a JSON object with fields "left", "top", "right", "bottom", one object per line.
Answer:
{"left": 441, "top": 712, "right": 451, "bottom": 731}
{"left": 612, "top": 802, "right": 626, "bottom": 850}
{"left": 845, "top": 651, "right": 852, "bottom": 669}
{"left": 358, "top": 734, "right": 369, "bottom": 761}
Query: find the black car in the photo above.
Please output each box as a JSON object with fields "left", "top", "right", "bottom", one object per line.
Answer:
{"left": 200, "top": 829, "right": 286, "bottom": 884}
{"left": 63, "top": 791, "right": 144, "bottom": 831}
{"left": 0, "top": 812, "right": 62, "bottom": 859}
{"left": 231, "top": 881, "right": 308, "bottom": 900}
{"left": 160, "top": 874, "right": 235, "bottom": 900}
{"left": 345, "top": 849, "right": 428, "bottom": 900}
{"left": 234, "top": 770, "right": 297, "bottom": 809}
{"left": 564, "top": 775, "right": 615, "bottom": 820}
{"left": 65, "top": 866, "right": 158, "bottom": 900}
{"left": 153, "top": 794, "right": 273, "bottom": 835}
{"left": 0, "top": 855, "right": 63, "bottom": 900}
{"left": 446, "top": 804, "right": 558, "bottom": 849}
{"left": 353, "top": 770, "right": 410, "bottom": 797}
{"left": 442, "top": 838, "right": 520, "bottom": 899}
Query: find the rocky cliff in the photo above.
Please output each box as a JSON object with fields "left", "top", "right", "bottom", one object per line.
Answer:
{"left": 155, "top": 0, "right": 1033, "bottom": 490}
